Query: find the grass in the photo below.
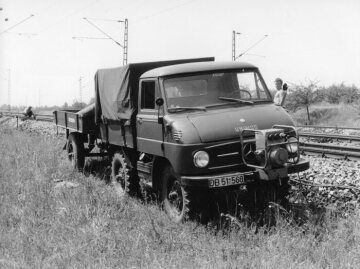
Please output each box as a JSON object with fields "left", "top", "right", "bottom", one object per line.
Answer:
{"left": 1, "top": 126, "right": 360, "bottom": 268}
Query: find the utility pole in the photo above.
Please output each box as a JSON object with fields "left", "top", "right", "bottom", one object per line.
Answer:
{"left": 123, "top": 19, "right": 128, "bottom": 65}
{"left": 7, "top": 69, "right": 11, "bottom": 111}
{"left": 232, "top": 31, "right": 241, "bottom": 61}
{"left": 79, "top": 76, "right": 83, "bottom": 108}
{"left": 232, "top": 31, "right": 235, "bottom": 61}
{"left": 38, "top": 89, "right": 41, "bottom": 107}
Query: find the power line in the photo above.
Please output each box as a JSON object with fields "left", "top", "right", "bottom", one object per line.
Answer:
{"left": 72, "top": 36, "right": 110, "bottom": 40}
{"left": 0, "top": 14, "right": 35, "bottom": 36}
{"left": 5, "top": 32, "right": 37, "bottom": 37}
{"left": 83, "top": 17, "right": 123, "bottom": 48}
{"left": 235, "top": 35, "right": 268, "bottom": 59}
{"left": 85, "top": 17, "right": 124, "bottom": 22}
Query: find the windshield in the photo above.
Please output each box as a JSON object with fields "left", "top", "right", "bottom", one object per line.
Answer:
{"left": 163, "top": 70, "right": 271, "bottom": 110}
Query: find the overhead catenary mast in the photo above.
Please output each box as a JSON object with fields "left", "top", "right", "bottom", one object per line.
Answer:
{"left": 232, "top": 31, "right": 241, "bottom": 61}
{"left": 7, "top": 69, "right": 11, "bottom": 111}
{"left": 79, "top": 76, "right": 83, "bottom": 107}
{"left": 123, "top": 19, "right": 128, "bottom": 65}
{"left": 38, "top": 89, "right": 41, "bottom": 107}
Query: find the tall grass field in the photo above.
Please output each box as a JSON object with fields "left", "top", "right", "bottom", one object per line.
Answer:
{"left": 1, "top": 126, "right": 360, "bottom": 268}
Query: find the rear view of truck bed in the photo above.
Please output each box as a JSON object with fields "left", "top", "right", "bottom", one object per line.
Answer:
{"left": 54, "top": 104, "right": 97, "bottom": 134}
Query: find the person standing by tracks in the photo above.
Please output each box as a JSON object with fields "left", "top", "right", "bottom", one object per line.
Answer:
{"left": 273, "top": 78, "right": 287, "bottom": 107}
{"left": 23, "top": 106, "right": 35, "bottom": 119}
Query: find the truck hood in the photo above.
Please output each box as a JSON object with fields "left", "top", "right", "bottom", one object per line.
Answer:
{"left": 187, "top": 104, "right": 294, "bottom": 143}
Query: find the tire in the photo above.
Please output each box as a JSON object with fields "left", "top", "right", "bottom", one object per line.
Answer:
{"left": 112, "top": 153, "right": 130, "bottom": 197}
{"left": 161, "top": 164, "right": 191, "bottom": 223}
{"left": 111, "top": 152, "right": 142, "bottom": 198}
{"left": 66, "top": 133, "right": 85, "bottom": 171}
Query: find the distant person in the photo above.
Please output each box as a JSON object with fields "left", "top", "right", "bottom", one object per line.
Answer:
{"left": 273, "top": 78, "right": 287, "bottom": 106}
{"left": 281, "top": 83, "right": 288, "bottom": 106}
{"left": 23, "top": 106, "right": 34, "bottom": 118}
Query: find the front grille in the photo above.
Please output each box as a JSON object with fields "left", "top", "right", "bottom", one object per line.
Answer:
{"left": 205, "top": 140, "right": 243, "bottom": 170}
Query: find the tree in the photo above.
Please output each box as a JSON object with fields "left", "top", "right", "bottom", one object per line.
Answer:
{"left": 70, "top": 100, "right": 87, "bottom": 110}
{"left": 318, "top": 83, "right": 360, "bottom": 104}
{"left": 286, "top": 80, "right": 321, "bottom": 123}
{"left": 62, "top": 102, "right": 69, "bottom": 109}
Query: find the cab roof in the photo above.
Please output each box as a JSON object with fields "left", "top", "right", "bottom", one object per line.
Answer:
{"left": 140, "top": 61, "right": 258, "bottom": 78}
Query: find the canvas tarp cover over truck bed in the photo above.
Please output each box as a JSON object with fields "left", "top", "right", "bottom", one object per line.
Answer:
{"left": 94, "top": 57, "right": 214, "bottom": 124}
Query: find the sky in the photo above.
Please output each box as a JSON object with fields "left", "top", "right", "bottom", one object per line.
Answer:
{"left": 0, "top": 0, "right": 360, "bottom": 107}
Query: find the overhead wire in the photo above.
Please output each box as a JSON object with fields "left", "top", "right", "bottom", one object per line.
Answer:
{"left": 236, "top": 35, "right": 268, "bottom": 59}
{"left": 83, "top": 18, "right": 123, "bottom": 47}
{"left": 0, "top": 14, "right": 35, "bottom": 36}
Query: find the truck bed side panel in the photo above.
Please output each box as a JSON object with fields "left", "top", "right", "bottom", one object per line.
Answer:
{"left": 99, "top": 123, "right": 134, "bottom": 148}
{"left": 54, "top": 110, "right": 97, "bottom": 134}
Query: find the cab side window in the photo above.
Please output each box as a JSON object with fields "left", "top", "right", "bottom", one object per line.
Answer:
{"left": 141, "top": 81, "right": 156, "bottom": 109}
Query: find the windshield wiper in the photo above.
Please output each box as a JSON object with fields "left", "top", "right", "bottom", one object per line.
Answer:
{"left": 168, "top": 106, "right": 207, "bottom": 113}
{"left": 218, "top": 97, "right": 254, "bottom": 105}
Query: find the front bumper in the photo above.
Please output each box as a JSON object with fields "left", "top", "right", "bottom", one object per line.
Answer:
{"left": 285, "top": 158, "right": 310, "bottom": 174}
{"left": 180, "top": 158, "right": 310, "bottom": 188}
{"left": 181, "top": 170, "right": 258, "bottom": 188}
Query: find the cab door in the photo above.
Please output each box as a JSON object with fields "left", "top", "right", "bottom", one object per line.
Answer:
{"left": 136, "top": 79, "right": 164, "bottom": 155}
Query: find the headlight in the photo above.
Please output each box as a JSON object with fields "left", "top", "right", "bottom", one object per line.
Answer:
{"left": 286, "top": 137, "right": 299, "bottom": 153}
{"left": 193, "top": 151, "right": 209, "bottom": 168}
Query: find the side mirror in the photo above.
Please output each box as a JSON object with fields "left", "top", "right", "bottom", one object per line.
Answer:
{"left": 156, "top": 98, "right": 164, "bottom": 124}
{"left": 156, "top": 98, "right": 164, "bottom": 107}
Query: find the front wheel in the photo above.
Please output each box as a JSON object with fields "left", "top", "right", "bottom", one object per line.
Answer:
{"left": 161, "top": 165, "right": 190, "bottom": 223}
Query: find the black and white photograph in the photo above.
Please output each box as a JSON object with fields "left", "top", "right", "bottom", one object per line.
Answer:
{"left": 1, "top": 0, "right": 360, "bottom": 268}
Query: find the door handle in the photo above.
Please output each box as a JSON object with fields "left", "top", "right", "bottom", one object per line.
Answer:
{"left": 137, "top": 117, "right": 143, "bottom": 124}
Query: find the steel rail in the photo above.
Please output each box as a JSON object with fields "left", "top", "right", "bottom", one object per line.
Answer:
{"left": 299, "top": 132, "right": 360, "bottom": 142}
{"left": 300, "top": 142, "right": 360, "bottom": 160}
{"left": 297, "top": 125, "right": 360, "bottom": 131}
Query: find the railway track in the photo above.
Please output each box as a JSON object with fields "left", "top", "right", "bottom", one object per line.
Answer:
{"left": 298, "top": 125, "right": 360, "bottom": 160}
{"left": 0, "top": 110, "right": 53, "bottom": 124}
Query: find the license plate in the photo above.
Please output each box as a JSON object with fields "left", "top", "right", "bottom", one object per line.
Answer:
{"left": 208, "top": 174, "right": 245, "bottom": 188}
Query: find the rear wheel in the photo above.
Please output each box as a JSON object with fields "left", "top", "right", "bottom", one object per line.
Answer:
{"left": 66, "top": 133, "right": 85, "bottom": 171}
{"left": 111, "top": 153, "right": 130, "bottom": 197}
{"left": 112, "top": 152, "right": 142, "bottom": 198}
